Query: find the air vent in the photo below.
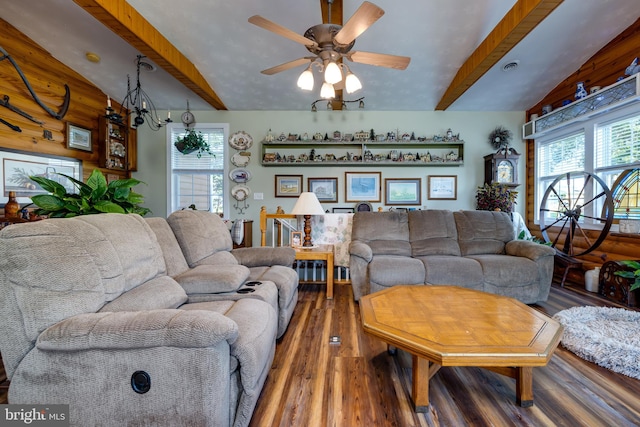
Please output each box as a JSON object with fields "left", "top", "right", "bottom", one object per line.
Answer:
{"left": 502, "top": 60, "right": 520, "bottom": 72}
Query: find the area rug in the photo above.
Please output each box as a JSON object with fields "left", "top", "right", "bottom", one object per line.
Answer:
{"left": 553, "top": 306, "right": 640, "bottom": 379}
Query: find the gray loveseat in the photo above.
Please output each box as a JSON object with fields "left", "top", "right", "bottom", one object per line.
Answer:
{"left": 0, "top": 213, "right": 297, "bottom": 426}
{"left": 349, "top": 209, "right": 555, "bottom": 304}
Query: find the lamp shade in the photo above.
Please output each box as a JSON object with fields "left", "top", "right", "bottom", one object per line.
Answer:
{"left": 345, "top": 71, "right": 362, "bottom": 94}
{"left": 320, "top": 82, "right": 335, "bottom": 99}
{"left": 291, "top": 192, "right": 325, "bottom": 215}
{"left": 324, "top": 61, "right": 342, "bottom": 84}
{"left": 297, "top": 67, "right": 314, "bottom": 91}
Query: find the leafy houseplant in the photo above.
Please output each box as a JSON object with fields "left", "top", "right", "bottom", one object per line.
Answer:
{"left": 476, "top": 182, "right": 517, "bottom": 213}
{"left": 174, "top": 128, "right": 213, "bottom": 158}
{"left": 29, "top": 169, "right": 150, "bottom": 217}
{"left": 614, "top": 260, "right": 640, "bottom": 291}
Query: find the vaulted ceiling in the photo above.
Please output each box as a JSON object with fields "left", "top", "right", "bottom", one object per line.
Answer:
{"left": 2, "top": 0, "right": 639, "bottom": 112}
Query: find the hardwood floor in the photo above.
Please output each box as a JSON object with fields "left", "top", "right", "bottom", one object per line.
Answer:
{"left": 2, "top": 281, "right": 638, "bottom": 426}
{"left": 249, "top": 281, "right": 640, "bottom": 427}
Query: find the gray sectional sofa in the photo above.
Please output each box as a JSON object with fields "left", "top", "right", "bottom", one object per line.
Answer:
{"left": 349, "top": 209, "right": 555, "bottom": 304}
{"left": 0, "top": 212, "right": 298, "bottom": 427}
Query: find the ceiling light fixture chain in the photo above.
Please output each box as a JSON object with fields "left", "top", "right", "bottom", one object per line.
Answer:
{"left": 106, "top": 55, "right": 172, "bottom": 131}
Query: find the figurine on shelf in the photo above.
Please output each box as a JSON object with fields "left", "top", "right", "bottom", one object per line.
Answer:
{"left": 625, "top": 57, "right": 640, "bottom": 76}
{"left": 575, "top": 82, "right": 588, "bottom": 100}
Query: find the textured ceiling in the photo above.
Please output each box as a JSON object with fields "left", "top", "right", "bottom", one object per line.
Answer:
{"left": 1, "top": 0, "right": 639, "bottom": 112}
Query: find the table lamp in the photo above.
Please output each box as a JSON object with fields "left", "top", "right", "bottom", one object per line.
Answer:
{"left": 291, "top": 192, "right": 325, "bottom": 247}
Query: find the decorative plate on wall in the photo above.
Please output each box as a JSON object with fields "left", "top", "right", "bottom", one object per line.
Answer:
{"left": 229, "top": 131, "right": 253, "bottom": 150}
{"left": 231, "top": 151, "right": 251, "bottom": 167}
{"left": 231, "top": 184, "right": 251, "bottom": 201}
{"left": 229, "top": 168, "right": 252, "bottom": 183}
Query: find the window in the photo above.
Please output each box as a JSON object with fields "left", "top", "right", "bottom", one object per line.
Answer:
{"left": 168, "top": 123, "right": 228, "bottom": 216}
{"left": 535, "top": 103, "right": 640, "bottom": 227}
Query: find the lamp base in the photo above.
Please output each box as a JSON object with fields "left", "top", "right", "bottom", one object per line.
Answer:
{"left": 302, "top": 214, "right": 313, "bottom": 247}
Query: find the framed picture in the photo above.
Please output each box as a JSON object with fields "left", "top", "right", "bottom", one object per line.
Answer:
{"left": 308, "top": 177, "right": 338, "bottom": 203}
{"left": 275, "top": 175, "right": 303, "bottom": 197}
{"left": 427, "top": 175, "right": 457, "bottom": 200}
{"left": 291, "top": 231, "right": 303, "bottom": 247}
{"left": 385, "top": 178, "right": 421, "bottom": 205}
{"left": 1, "top": 148, "right": 82, "bottom": 205}
{"left": 66, "top": 123, "right": 93, "bottom": 152}
{"left": 345, "top": 171, "right": 381, "bottom": 202}
{"left": 332, "top": 207, "right": 355, "bottom": 213}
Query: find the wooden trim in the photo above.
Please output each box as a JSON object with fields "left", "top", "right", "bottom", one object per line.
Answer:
{"left": 74, "top": 0, "right": 227, "bottom": 111}
{"left": 436, "top": 0, "right": 564, "bottom": 110}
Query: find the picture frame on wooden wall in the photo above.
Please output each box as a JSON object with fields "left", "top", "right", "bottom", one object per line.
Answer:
{"left": 0, "top": 148, "right": 82, "bottom": 205}
{"left": 66, "top": 123, "right": 93, "bottom": 152}
{"left": 275, "top": 175, "right": 303, "bottom": 197}
{"left": 427, "top": 175, "right": 457, "bottom": 200}
{"left": 308, "top": 177, "right": 338, "bottom": 203}
{"left": 384, "top": 178, "right": 421, "bottom": 205}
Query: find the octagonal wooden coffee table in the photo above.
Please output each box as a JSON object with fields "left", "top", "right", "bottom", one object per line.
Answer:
{"left": 360, "top": 285, "right": 563, "bottom": 412}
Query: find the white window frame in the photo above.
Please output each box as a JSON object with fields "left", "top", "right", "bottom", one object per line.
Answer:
{"left": 534, "top": 102, "right": 640, "bottom": 230}
{"left": 166, "top": 123, "right": 230, "bottom": 217}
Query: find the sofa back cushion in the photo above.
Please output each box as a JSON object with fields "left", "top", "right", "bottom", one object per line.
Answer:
{"left": 145, "top": 217, "right": 190, "bottom": 277}
{"left": 408, "top": 210, "right": 461, "bottom": 256}
{"left": 352, "top": 212, "right": 411, "bottom": 256}
{"left": 167, "top": 210, "right": 238, "bottom": 267}
{"left": 454, "top": 210, "right": 515, "bottom": 256}
{"left": 0, "top": 213, "right": 167, "bottom": 377}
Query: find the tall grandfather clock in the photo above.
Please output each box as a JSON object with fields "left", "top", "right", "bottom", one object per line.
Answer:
{"left": 484, "top": 149, "right": 520, "bottom": 188}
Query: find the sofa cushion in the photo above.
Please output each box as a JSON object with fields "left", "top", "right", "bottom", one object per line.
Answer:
{"left": 454, "top": 210, "right": 515, "bottom": 256}
{"left": 409, "top": 210, "right": 461, "bottom": 256}
{"left": 352, "top": 211, "right": 412, "bottom": 256}
{"left": 99, "top": 276, "right": 188, "bottom": 312}
{"left": 369, "top": 255, "right": 425, "bottom": 287}
{"left": 416, "top": 255, "right": 483, "bottom": 288}
{"left": 167, "top": 210, "right": 236, "bottom": 267}
{"left": 145, "top": 217, "right": 191, "bottom": 277}
{"left": 175, "top": 264, "right": 250, "bottom": 294}
{"left": 467, "top": 254, "right": 542, "bottom": 302}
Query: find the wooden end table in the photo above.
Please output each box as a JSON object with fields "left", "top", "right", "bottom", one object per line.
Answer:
{"left": 294, "top": 244, "right": 334, "bottom": 299}
{"left": 360, "top": 286, "right": 563, "bottom": 411}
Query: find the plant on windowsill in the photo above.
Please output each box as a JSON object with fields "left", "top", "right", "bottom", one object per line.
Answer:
{"left": 476, "top": 182, "right": 517, "bottom": 213}
{"left": 29, "top": 169, "right": 151, "bottom": 217}
{"left": 174, "top": 128, "right": 214, "bottom": 159}
{"left": 614, "top": 260, "right": 640, "bottom": 291}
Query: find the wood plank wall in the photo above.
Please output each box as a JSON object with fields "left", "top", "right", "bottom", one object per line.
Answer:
{"left": 0, "top": 18, "right": 132, "bottom": 189}
{"left": 525, "top": 17, "right": 640, "bottom": 279}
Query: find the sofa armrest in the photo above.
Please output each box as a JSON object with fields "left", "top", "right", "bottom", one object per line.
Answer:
{"left": 231, "top": 246, "right": 295, "bottom": 267}
{"left": 505, "top": 240, "right": 555, "bottom": 261}
{"left": 36, "top": 309, "right": 239, "bottom": 351}
{"left": 349, "top": 240, "right": 373, "bottom": 263}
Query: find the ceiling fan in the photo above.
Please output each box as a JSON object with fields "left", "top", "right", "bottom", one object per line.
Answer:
{"left": 248, "top": 0, "right": 411, "bottom": 97}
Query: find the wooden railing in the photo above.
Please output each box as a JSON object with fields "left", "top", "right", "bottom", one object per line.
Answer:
{"left": 259, "top": 206, "right": 298, "bottom": 247}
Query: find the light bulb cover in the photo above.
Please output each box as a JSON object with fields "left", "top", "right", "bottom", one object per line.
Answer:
{"left": 297, "top": 68, "right": 314, "bottom": 91}
{"left": 345, "top": 72, "right": 362, "bottom": 94}
{"left": 324, "top": 61, "right": 342, "bottom": 84}
{"left": 320, "top": 82, "right": 335, "bottom": 99}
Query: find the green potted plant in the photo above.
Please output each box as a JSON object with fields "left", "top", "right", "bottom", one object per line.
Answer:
{"left": 29, "top": 169, "right": 150, "bottom": 217}
{"left": 614, "top": 260, "right": 640, "bottom": 291}
{"left": 476, "top": 182, "right": 517, "bottom": 213}
{"left": 174, "top": 128, "right": 213, "bottom": 158}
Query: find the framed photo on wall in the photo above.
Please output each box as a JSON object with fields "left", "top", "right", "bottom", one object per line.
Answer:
{"left": 66, "top": 123, "right": 93, "bottom": 152}
{"left": 384, "top": 178, "right": 421, "bottom": 205}
{"left": 345, "top": 171, "right": 381, "bottom": 202}
{"left": 427, "top": 175, "right": 457, "bottom": 200}
{"left": 275, "top": 175, "right": 303, "bottom": 197}
{"left": 308, "top": 177, "right": 338, "bottom": 203}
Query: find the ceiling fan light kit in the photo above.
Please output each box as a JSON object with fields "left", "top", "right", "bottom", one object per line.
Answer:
{"left": 249, "top": 1, "right": 410, "bottom": 100}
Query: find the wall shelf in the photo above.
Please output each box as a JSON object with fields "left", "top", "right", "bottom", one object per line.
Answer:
{"left": 261, "top": 139, "right": 464, "bottom": 167}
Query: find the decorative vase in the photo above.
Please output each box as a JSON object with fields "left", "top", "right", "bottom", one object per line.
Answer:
{"left": 4, "top": 191, "right": 20, "bottom": 218}
{"left": 575, "top": 82, "right": 588, "bottom": 100}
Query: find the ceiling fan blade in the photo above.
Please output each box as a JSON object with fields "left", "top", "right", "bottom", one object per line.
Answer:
{"left": 348, "top": 51, "right": 411, "bottom": 70}
{"left": 334, "top": 1, "right": 384, "bottom": 46}
{"left": 249, "top": 15, "right": 318, "bottom": 48}
{"left": 261, "top": 58, "right": 312, "bottom": 75}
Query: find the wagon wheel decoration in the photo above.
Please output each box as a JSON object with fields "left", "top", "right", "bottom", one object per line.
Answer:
{"left": 539, "top": 171, "right": 614, "bottom": 256}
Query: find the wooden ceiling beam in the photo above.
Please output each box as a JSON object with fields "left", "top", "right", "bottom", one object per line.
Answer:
{"left": 73, "top": 0, "right": 227, "bottom": 110}
{"left": 435, "top": 0, "right": 563, "bottom": 111}
{"left": 320, "top": 0, "right": 344, "bottom": 110}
